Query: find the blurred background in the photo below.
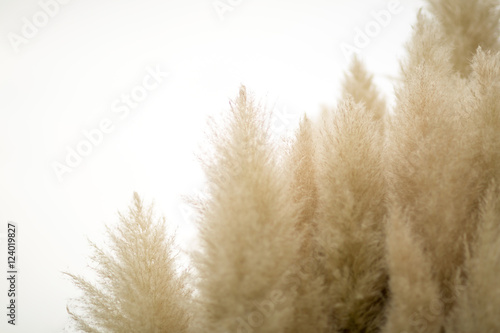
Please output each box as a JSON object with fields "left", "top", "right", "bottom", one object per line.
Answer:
{"left": 0, "top": 0, "right": 425, "bottom": 331}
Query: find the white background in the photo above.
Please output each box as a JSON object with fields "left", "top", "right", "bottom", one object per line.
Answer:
{"left": 0, "top": 0, "right": 424, "bottom": 331}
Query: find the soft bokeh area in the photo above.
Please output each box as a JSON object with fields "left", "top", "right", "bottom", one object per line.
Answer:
{"left": 0, "top": 0, "right": 424, "bottom": 331}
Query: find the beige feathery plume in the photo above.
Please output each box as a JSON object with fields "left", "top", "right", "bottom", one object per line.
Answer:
{"left": 382, "top": 207, "right": 443, "bottom": 333}
{"left": 191, "top": 86, "right": 300, "bottom": 333}
{"left": 288, "top": 115, "right": 319, "bottom": 254}
{"left": 385, "top": 12, "right": 481, "bottom": 315}
{"left": 342, "top": 56, "right": 386, "bottom": 123}
{"left": 445, "top": 51, "right": 500, "bottom": 332}
{"left": 285, "top": 115, "right": 330, "bottom": 333}
{"left": 445, "top": 182, "right": 500, "bottom": 333}
{"left": 427, "top": 0, "right": 500, "bottom": 76}
{"left": 315, "top": 97, "right": 387, "bottom": 332}
{"left": 65, "top": 193, "right": 190, "bottom": 333}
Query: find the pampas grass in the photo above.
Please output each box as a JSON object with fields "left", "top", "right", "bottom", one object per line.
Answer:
{"left": 65, "top": 193, "right": 190, "bottom": 333}
{"left": 67, "top": 0, "right": 500, "bottom": 331}
{"left": 316, "top": 96, "right": 387, "bottom": 332}
{"left": 190, "top": 87, "right": 301, "bottom": 333}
